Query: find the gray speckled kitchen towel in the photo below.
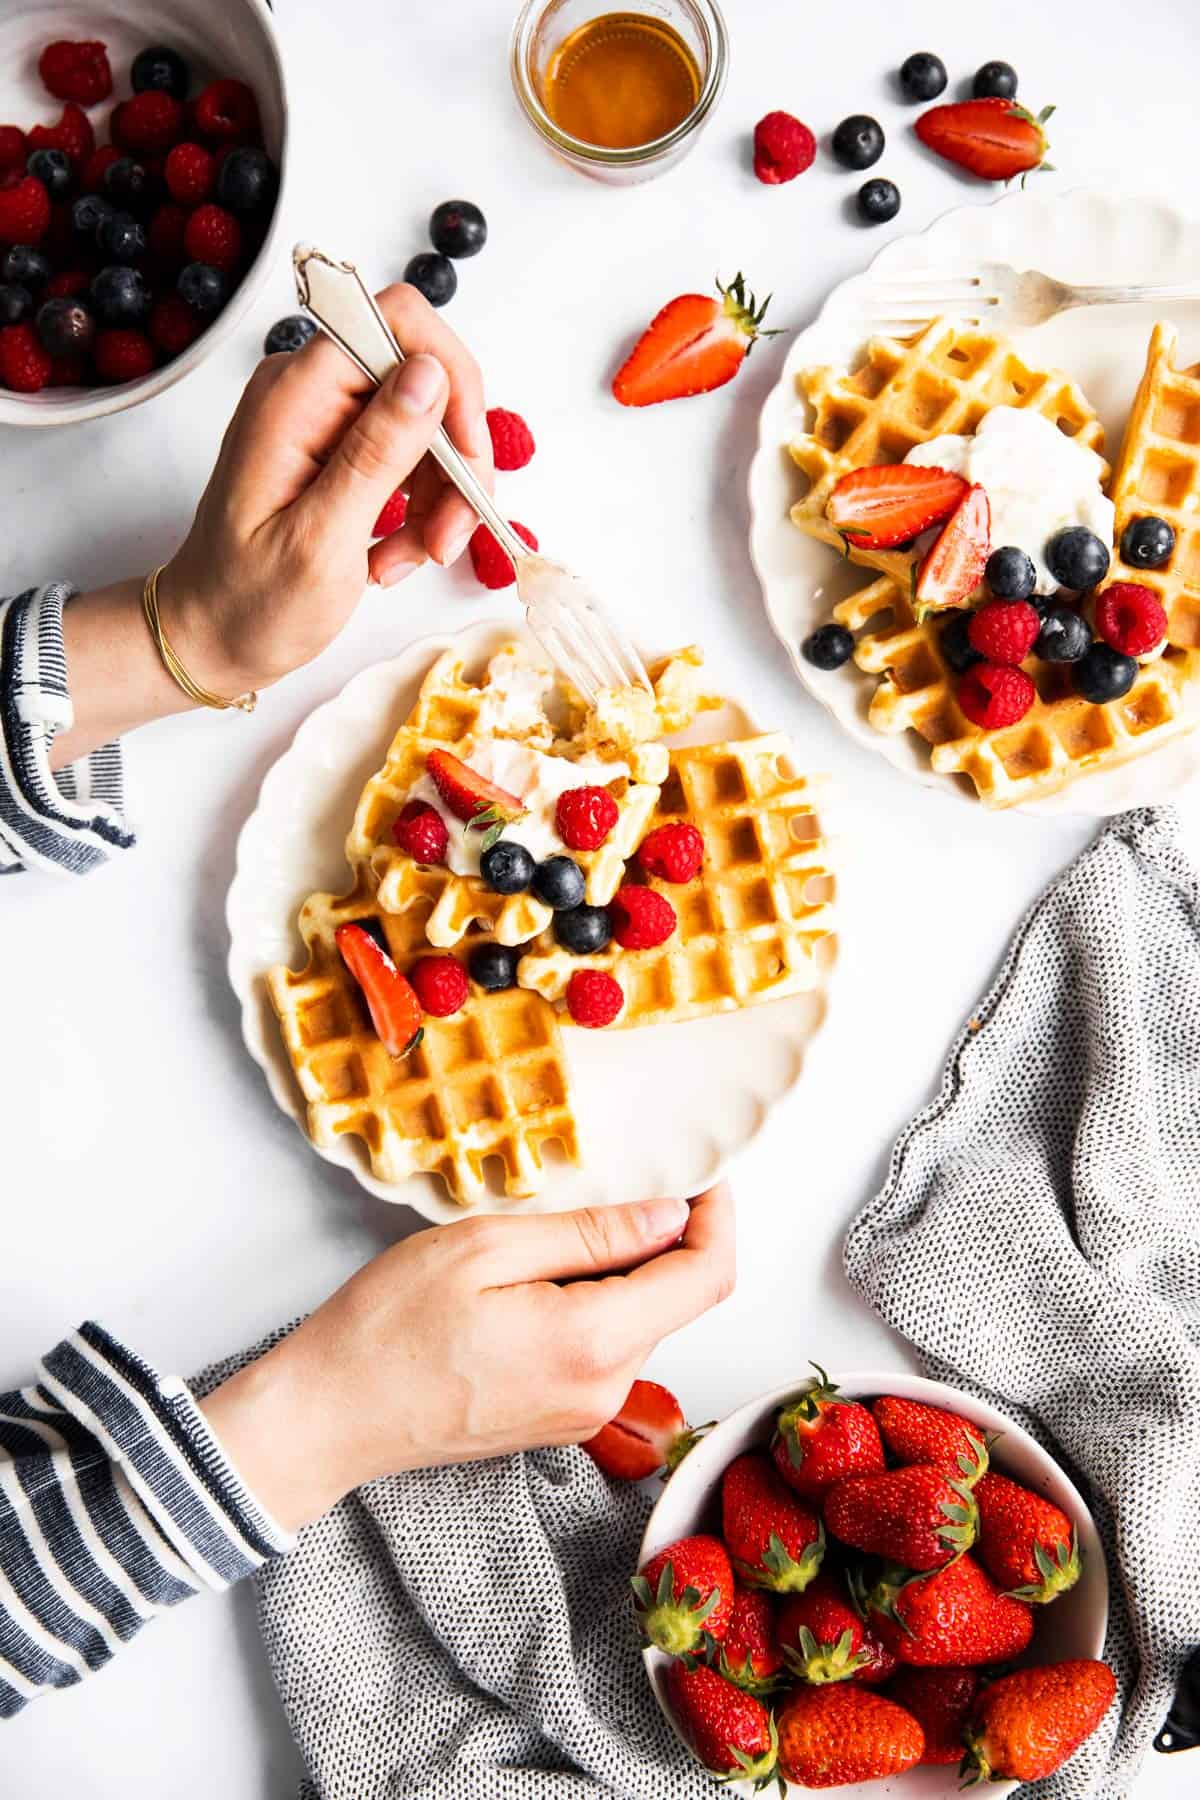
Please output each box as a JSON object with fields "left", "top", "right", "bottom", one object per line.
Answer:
{"left": 844, "top": 806, "right": 1200, "bottom": 1798}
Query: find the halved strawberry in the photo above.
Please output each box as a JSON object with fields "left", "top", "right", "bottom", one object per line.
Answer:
{"left": 582, "top": 1380, "right": 710, "bottom": 1481}
{"left": 612, "top": 273, "right": 775, "bottom": 408}
{"left": 425, "top": 749, "right": 527, "bottom": 833}
{"left": 915, "top": 483, "right": 991, "bottom": 612}
{"left": 827, "top": 464, "right": 967, "bottom": 551}
{"left": 915, "top": 98, "right": 1053, "bottom": 182}
{"left": 335, "top": 922, "right": 423, "bottom": 1057}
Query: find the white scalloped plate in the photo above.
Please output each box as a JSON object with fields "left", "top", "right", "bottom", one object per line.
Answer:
{"left": 226, "top": 620, "right": 837, "bottom": 1224}
{"left": 748, "top": 186, "right": 1200, "bottom": 817}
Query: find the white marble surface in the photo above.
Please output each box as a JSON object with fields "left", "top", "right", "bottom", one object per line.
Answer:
{"left": 1, "top": 0, "right": 1196, "bottom": 1791}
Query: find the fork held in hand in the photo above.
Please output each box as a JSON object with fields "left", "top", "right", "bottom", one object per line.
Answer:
{"left": 862, "top": 262, "right": 1200, "bottom": 332}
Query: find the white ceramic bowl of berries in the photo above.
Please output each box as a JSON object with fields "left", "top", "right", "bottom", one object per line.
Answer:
{"left": 0, "top": 1, "right": 286, "bottom": 423}
{"left": 635, "top": 1369, "right": 1112, "bottom": 1793}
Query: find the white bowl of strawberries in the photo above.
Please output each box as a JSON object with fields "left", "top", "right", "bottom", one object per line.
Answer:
{"left": 634, "top": 1369, "right": 1112, "bottom": 1793}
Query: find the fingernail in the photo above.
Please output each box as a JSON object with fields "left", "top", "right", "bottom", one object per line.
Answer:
{"left": 379, "top": 561, "right": 416, "bottom": 589}
{"left": 394, "top": 354, "right": 446, "bottom": 416}
{"left": 636, "top": 1196, "right": 690, "bottom": 1237}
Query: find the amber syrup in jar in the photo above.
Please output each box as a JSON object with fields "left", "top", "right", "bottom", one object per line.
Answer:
{"left": 541, "top": 12, "right": 701, "bottom": 149}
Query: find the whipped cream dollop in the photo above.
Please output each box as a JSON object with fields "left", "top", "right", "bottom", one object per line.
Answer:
{"left": 474, "top": 650, "right": 555, "bottom": 741}
{"left": 904, "top": 407, "right": 1115, "bottom": 596}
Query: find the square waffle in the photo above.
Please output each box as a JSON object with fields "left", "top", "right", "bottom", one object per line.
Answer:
{"left": 266, "top": 867, "right": 578, "bottom": 1205}
{"left": 517, "top": 737, "right": 835, "bottom": 1027}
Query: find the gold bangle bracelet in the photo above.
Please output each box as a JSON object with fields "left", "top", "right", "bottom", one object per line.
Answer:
{"left": 142, "top": 565, "right": 258, "bottom": 715}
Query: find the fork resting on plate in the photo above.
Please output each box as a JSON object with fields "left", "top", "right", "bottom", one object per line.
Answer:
{"left": 862, "top": 263, "right": 1200, "bottom": 332}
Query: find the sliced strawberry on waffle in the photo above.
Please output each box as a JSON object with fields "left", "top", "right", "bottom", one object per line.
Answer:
{"left": 335, "top": 922, "right": 423, "bottom": 1056}
{"left": 915, "top": 483, "right": 991, "bottom": 612}
{"left": 826, "top": 464, "right": 967, "bottom": 551}
{"left": 425, "top": 749, "right": 527, "bottom": 832}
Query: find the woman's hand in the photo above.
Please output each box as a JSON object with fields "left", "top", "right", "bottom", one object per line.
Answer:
{"left": 199, "top": 1185, "right": 735, "bottom": 1533}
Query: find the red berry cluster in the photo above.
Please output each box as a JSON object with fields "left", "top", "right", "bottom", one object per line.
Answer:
{"left": 563, "top": 821, "right": 706, "bottom": 1028}
{"left": 371, "top": 407, "right": 538, "bottom": 573}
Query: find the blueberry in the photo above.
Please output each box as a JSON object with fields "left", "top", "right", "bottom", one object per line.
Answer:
{"left": 35, "top": 297, "right": 94, "bottom": 358}
{"left": 216, "top": 145, "right": 277, "bottom": 217}
{"left": 480, "top": 839, "right": 536, "bottom": 894}
{"left": 27, "top": 147, "right": 72, "bottom": 199}
{"left": 1044, "top": 526, "right": 1110, "bottom": 592}
{"left": 973, "top": 60, "right": 1018, "bottom": 100}
{"left": 177, "top": 262, "right": 228, "bottom": 313}
{"left": 553, "top": 905, "right": 613, "bottom": 955}
{"left": 899, "top": 52, "right": 948, "bottom": 102}
{"left": 0, "top": 284, "right": 32, "bottom": 325}
{"left": 2, "top": 246, "right": 50, "bottom": 290}
{"left": 856, "top": 178, "right": 901, "bottom": 225}
{"left": 264, "top": 314, "right": 317, "bottom": 356}
{"left": 102, "top": 157, "right": 150, "bottom": 211}
{"left": 1035, "top": 606, "right": 1091, "bottom": 663}
{"left": 532, "top": 855, "right": 586, "bottom": 911}
{"left": 1073, "top": 643, "right": 1137, "bottom": 704}
{"left": 1120, "top": 514, "right": 1175, "bottom": 570}
{"left": 832, "top": 114, "right": 885, "bottom": 170}
{"left": 89, "top": 265, "right": 148, "bottom": 326}
{"left": 131, "top": 45, "right": 190, "bottom": 100}
{"left": 429, "top": 200, "right": 488, "bottom": 260}
{"left": 95, "top": 210, "right": 146, "bottom": 264}
{"left": 940, "top": 611, "right": 982, "bottom": 674}
{"left": 468, "top": 942, "right": 521, "bottom": 992}
{"left": 985, "top": 545, "right": 1037, "bottom": 601}
{"left": 802, "top": 623, "right": 854, "bottom": 669}
{"left": 404, "top": 250, "right": 457, "bottom": 308}
{"left": 72, "top": 192, "right": 113, "bottom": 238}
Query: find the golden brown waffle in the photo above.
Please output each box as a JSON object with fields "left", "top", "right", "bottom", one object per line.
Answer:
{"left": 517, "top": 737, "right": 835, "bottom": 1027}
{"left": 266, "top": 868, "right": 579, "bottom": 1205}
{"left": 789, "top": 317, "right": 1108, "bottom": 588}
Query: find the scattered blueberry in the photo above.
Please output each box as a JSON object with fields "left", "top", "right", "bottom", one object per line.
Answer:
{"left": 404, "top": 250, "right": 457, "bottom": 308}
{"left": 178, "top": 261, "right": 228, "bottom": 313}
{"left": 1044, "top": 526, "right": 1110, "bottom": 591}
{"left": 131, "top": 45, "right": 190, "bottom": 100}
{"left": 27, "top": 147, "right": 72, "bottom": 199}
{"left": 832, "top": 114, "right": 885, "bottom": 170}
{"left": 1073, "top": 643, "right": 1137, "bottom": 704}
{"left": 90, "top": 264, "right": 148, "bottom": 325}
{"left": 468, "top": 941, "right": 521, "bottom": 992}
{"left": 802, "top": 623, "right": 854, "bottom": 669}
{"left": 480, "top": 839, "right": 536, "bottom": 895}
{"left": 553, "top": 905, "right": 613, "bottom": 955}
{"left": 95, "top": 210, "right": 146, "bottom": 264}
{"left": 72, "top": 192, "right": 113, "bottom": 238}
{"left": 263, "top": 314, "right": 316, "bottom": 355}
{"left": 899, "top": 52, "right": 948, "bottom": 102}
{"left": 102, "top": 156, "right": 150, "bottom": 211}
{"left": 531, "top": 855, "right": 586, "bottom": 911}
{"left": 973, "top": 60, "right": 1019, "bottom": 100}
{"left": 35, "top": 296, "right": 94, "bottom": 358}
{"left": 216, "top": 146, "right": 277, "bottom": 217}
{"left": 1120, "top": 514, "right": 1175, "bottom": 570}
{"left": 1035, "top": 606, "right": 1092, "bottom": 663}
{"left": 985, "top": 545, "right": 1037, "bottom": 601}
{"left": 0, "top": 284, "right": 32, "bottom": 326}
{"left": 857, "top": 178, "right": 901, "bottom": 225}
{"left": 429, "top": 199, "right": 488, "bottom": 260}
{"left": 2, "top": 246, "right": 50, "bottom": 290}
{"left": 940, "top": 611, "right": 982, "bottom": 674}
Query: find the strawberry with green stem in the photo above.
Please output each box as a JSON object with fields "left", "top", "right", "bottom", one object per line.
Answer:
{"left": 871, "top": 1394, "right": 991, "bottom": 1488}
{"left": 612, "top": 273, "right": 777, "bottom": 408}
{"left": 826, "top": 463, "right": 967, "bottom": 553}
{"left": 824, "top": 1463, "right": 979, "bottom": 1570}
{"left": 974, "top": 1470, "right": 1081, "bottom": 1603}
{"left": 583, "top": 1379, "right": 711, "bottom": 1482}
{"left": 716, "top": 1582, "right": 785, "bottom": 1693}
{"left": 854, "top": 1556, "right": 1034, "bottom": 1668}
{"left": 915, "top": 97, "right": 1055, "bottom": 183}
{"left": 632, "top": 1534, "right": 734, "bottom": 1658}
{"left": 665, "top": 1662, "right": 783, "bottom": 1791}
{"left": 425, "top": 749, "right": 527, "bottom": 853}
{"left": 771, "top": 1363, "right": 886, "bottom": 1499}
{"left": 722, "top": 1451, "right": 825, "bottom": 1594}
{"left": 961, "top": 1659, "right": 1116, "bottom": 1781}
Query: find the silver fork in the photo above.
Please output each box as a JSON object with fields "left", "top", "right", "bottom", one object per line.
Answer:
{"left": 860, "top": 262, "right": 1200, "bottom": 333}
{"left": 292, "top": 244, "right": 651, "bottom": 702}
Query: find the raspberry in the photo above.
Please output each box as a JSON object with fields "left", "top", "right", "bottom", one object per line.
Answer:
{"left": 966, "top": 599, "right": 1040, "bottom": 666}
{"left": 113, "top": 90, "right": 186, "bottom": 157}
{"left": 486, "top": 407, "right": 535, "bottom": 471}
{"left": 93, "top": 328, "right": 155, "bottom": 384}
{"left": 391, "top": 799, "right": 447, "bottom": 865}
{"left": 468, "top": 520, "right": 538, "bottom": 589}
{"left": 147, "top": 203, "right": 188, "bottom": 268}
{"left": 566, "top": 969, "right": 624, "bottom": 1029}
{"left": 149, "top": 293, "right": 202, "bottom": 358}
{"left": 610, "top": 883, "right": 677, "bottom": 950}
{"left": 638, "top": 822, "right": 704, "bottom": 884}
{"left": 28, "top": 103, "right": 94, "bottom": 167}
{"left": 957, "top": 663, "right": 1036, "bottom": 730}
{"left": 46, "top": 269, "right": 90, "bottom": 299}
{"left": 164, "top": 142, "right": 213, "bottom": 205}
{"left": 555, "top": 786, "right": 619, "bottom": 851}
{"left": 183, "top": 203, "right": 242, "bottom": 273}
{"left": 0, "top": 323, "right": 52, "bottom": 392}
{"left": 0, "top": 128, "right": 27, "bottom": 173}
{"left": 81, "top": 144, "right": 121, "bottom": 193}
{"left": 372, "top": 487, "right": 409, "bottom": 537}
{"left": 408, "top": 955, "right": 469, "bottom": 1018}
{"left": 193, "top": 79, "right": 260, "bottom": 144}
{"left": 0, "top": 175, "right": 51, "bottom": 246}
{"left": 753, "top": 110, "right": 817, "bottom": 184}
{"left": 48, "top": 353, "right": 86, "bottom": 386}
{"left": 38, "top": 41, "right": 112, "bottom": 107}
{"left": 1095, "top": 582, "right": 1168, "bottom": 658}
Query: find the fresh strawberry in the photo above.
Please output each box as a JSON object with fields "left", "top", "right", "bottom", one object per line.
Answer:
{"left": 165, "top": 141, "right": 214, "bottom": 205}
{"left": 721, "top": 1451, "right": 825, "bottom": 1594}
{"left": 38, "top": 40, "right": 112, "bottom": 107}
{"left": 638, "top": 821, "right": 704, "bottom": 883}
{"left": 858, "top": 1556, "right": 1034, "bottom": 1667}
{"left": 854, "top": 1636, "right": 899, "bottom": 1687}
{"left": 826, "top": 464, "right": 967, "bottom": 551}
{"left": 486, "top": 406, "right": 535, "bottom": 470}
{"left": 915, "top": 97, "right": 1053, "bottom": 182}
{"left": 0, "top": 127, "right": 27, "bottom": 173}
{"left": 717, "top": 1583, "right": 784, "bottom": 1693}
{"left": 390, "top": 799, "right": 448, "bottom": 866}
{"left": 632, "top": 1534, "right": 734, "bottom": 1657}
{"left": 371, "top": 486, "right": 409, "bottom": 538}
{"left": 957, "top": 663, "right": 1036, "bottom": 730}
{"left": 771, "top": 1365, "right": 886, "bottom": 1500}
{"left": 962, "top": 1659, "right": 1117, "bottom": 1782}
{"left": 0, "top": 323, "right": 52, "bottom": 393}
{"left": 967, "top": 598, "right": 1039, "bottom": 665}
{"left": 777, "top": 1571, "right": 873, "bottom": 1685}
{"left": 27, "top": 103, "right": 94, "bottom": 166}
{"left": 582, "top": 1379, "right": 708, "bottom": 1481}
{"left": 408, "top": 955, "right": 469, "bottom": 1018}
{"left": 611, "top": 883, "right": 677, "bottom": 950}
{"left": 555, "top": 786, "right": 619, "bottom": 852}
{"left": 915, "top": 483, "right": 990, "bottom": 612}
{"left": 193, "top": 78, "right": 260, "bottom": 144}
{"left": 425, "top": 749, "right": 526, "bottom": 833}
{"left": 664, "top": 1662, "right": 780, "bottom": 1788}
{"left": 776, "top": 1684, "right": 924, "bottom": 1787}
{"left": 0, "top": 175, "right": 52, "bottom": 246}
{"left": 753, "top": 110, "right": 816, "bottom": 184}
{"left": 612, "top": 274, "right": 774, "bottom": 408}
{"left": 566, "top": 969, "right": 624, "bottom": 1028}
{"left": 871, "top": 1396, "right": 990, "bottom": 1488}
{"left": 468, "top": 519, "right": 538, "bottom": 589}
{"left": 335, "top": 922, "right": 423, "bottom": 1057}
{"left": 974, "top": 1470, "right": 1081, "bottom": 1603}
{"left": 886, "top": 1668, "right": 979, "bottom": 1765}
{"left": 824, "top": 1464, "right": 977, "bottom": 1570}
{"left": 1095, "top": 582, "right": 1168, "bottom": 658}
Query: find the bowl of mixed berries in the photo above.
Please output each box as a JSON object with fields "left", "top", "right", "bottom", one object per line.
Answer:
{"left": 0, "top": 5, "right": 285, "bottom": 422}
{"left": 631, "top": 1368, "right": 1112, "bottom": 1793}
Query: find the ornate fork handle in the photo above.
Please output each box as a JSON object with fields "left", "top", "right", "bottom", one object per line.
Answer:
{"left": 1059, "top": 281, "right": 1200, "bottom": 309}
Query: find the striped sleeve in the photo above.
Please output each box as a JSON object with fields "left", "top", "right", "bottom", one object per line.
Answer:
{"left": 0, "top": 582, "right": 135, "bottom": 876}
{"left": 0, "top": 1323, "right": 294, "bottom": 1718}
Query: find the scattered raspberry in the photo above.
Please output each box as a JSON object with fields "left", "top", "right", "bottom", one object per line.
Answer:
{"left": 556, "top": 786, "right": 619, "bottom": 851}
{"left": 81, "top": 144, "right": 121, "bottom": 193}
{"left": 0, "top": 324, "right": 53, "bottom": 393}
{"left": 1095, "top": 582, "right": 1167, "bottom": 658}
{"left": 147, "top": 202, "right": 188, "bottom": 267}
{"left": 486, "top": 407, "right": 535, "bottom": 471}
{"left": 46, "top": 269, "right": 90, "bottom": 299}
{"left": 753, "top": 110, "right": 817, "bottom": 184}
{"left": 468, "top": 520, "right": 538, "bottom": 590}
{"left": 566, "top": 969, "right": 624, "bottom": 1028}
{"left": 48, "top": 354, "right": 86, "bottom": 386}
{"left": 93, "top": 328, "right": 155, "bottom": 384}
{"left": 610, "top": 883, "right": 677, "bottom": 950}
{"left": 164, "top": 141, "right": 213, "bottom": 205}
{"left": 0, "top": 175, "right": 51, "bottom": 246}
{"left": 113, "top": 90, "right": 186, "bottom": 156}
{"left": 0, "top": 127, "right": 27, "bottom": 173}
{"left": 149, "top": 293, "right": 202, "bottom": 357}
{"left": 966, "top": 599, "right": 1040, "bottom": 666}
{"left": 638, "top": 822, "right": 704, "bottom": 884}
{"left": 38, "top": 40, "right": 112, "bottom": 107}
{"left": 372, "top": 487, "right": 409, "bottom": 537}
{"left": 408, "top": 955, "right": 469, "bottom": 1018}
{"left": 193, "top": 79, "right": 260, "bottom": 143}
{"left": 28, "top": 102, "right": 94, "bottom": 166}
{"left": 390, "top": 798, "right": 447, "bottom": 865}
{"left": 957, "top": 663, "right": 1036, "bottom": 730}
{"left": 183, "top": 202, "right": 242, "bottom": 273}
